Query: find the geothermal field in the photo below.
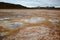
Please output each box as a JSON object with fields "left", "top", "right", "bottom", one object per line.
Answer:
{"left": 0, "top": 9, "right": 60, "bottom": 40}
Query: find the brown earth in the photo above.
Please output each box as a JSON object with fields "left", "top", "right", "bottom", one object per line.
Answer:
{"left": 0, "top": 9, "right": 60, "bottom": 40}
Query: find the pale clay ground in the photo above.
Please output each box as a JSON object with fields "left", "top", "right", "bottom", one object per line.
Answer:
{"left": 0, "top": 9, "right": 60, "bottom": 40}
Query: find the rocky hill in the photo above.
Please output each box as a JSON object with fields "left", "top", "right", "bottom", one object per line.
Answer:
{"left": 0, "top": 2, "right": 28, "bottom": 9}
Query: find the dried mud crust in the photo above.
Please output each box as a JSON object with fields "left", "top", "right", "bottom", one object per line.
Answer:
{"left": 0, "top": 10, "right": 60, "bottom": 40}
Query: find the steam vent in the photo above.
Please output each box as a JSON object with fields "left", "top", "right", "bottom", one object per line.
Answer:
{"left": 0, "top": 9, "right": 60, "bottom": 40}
